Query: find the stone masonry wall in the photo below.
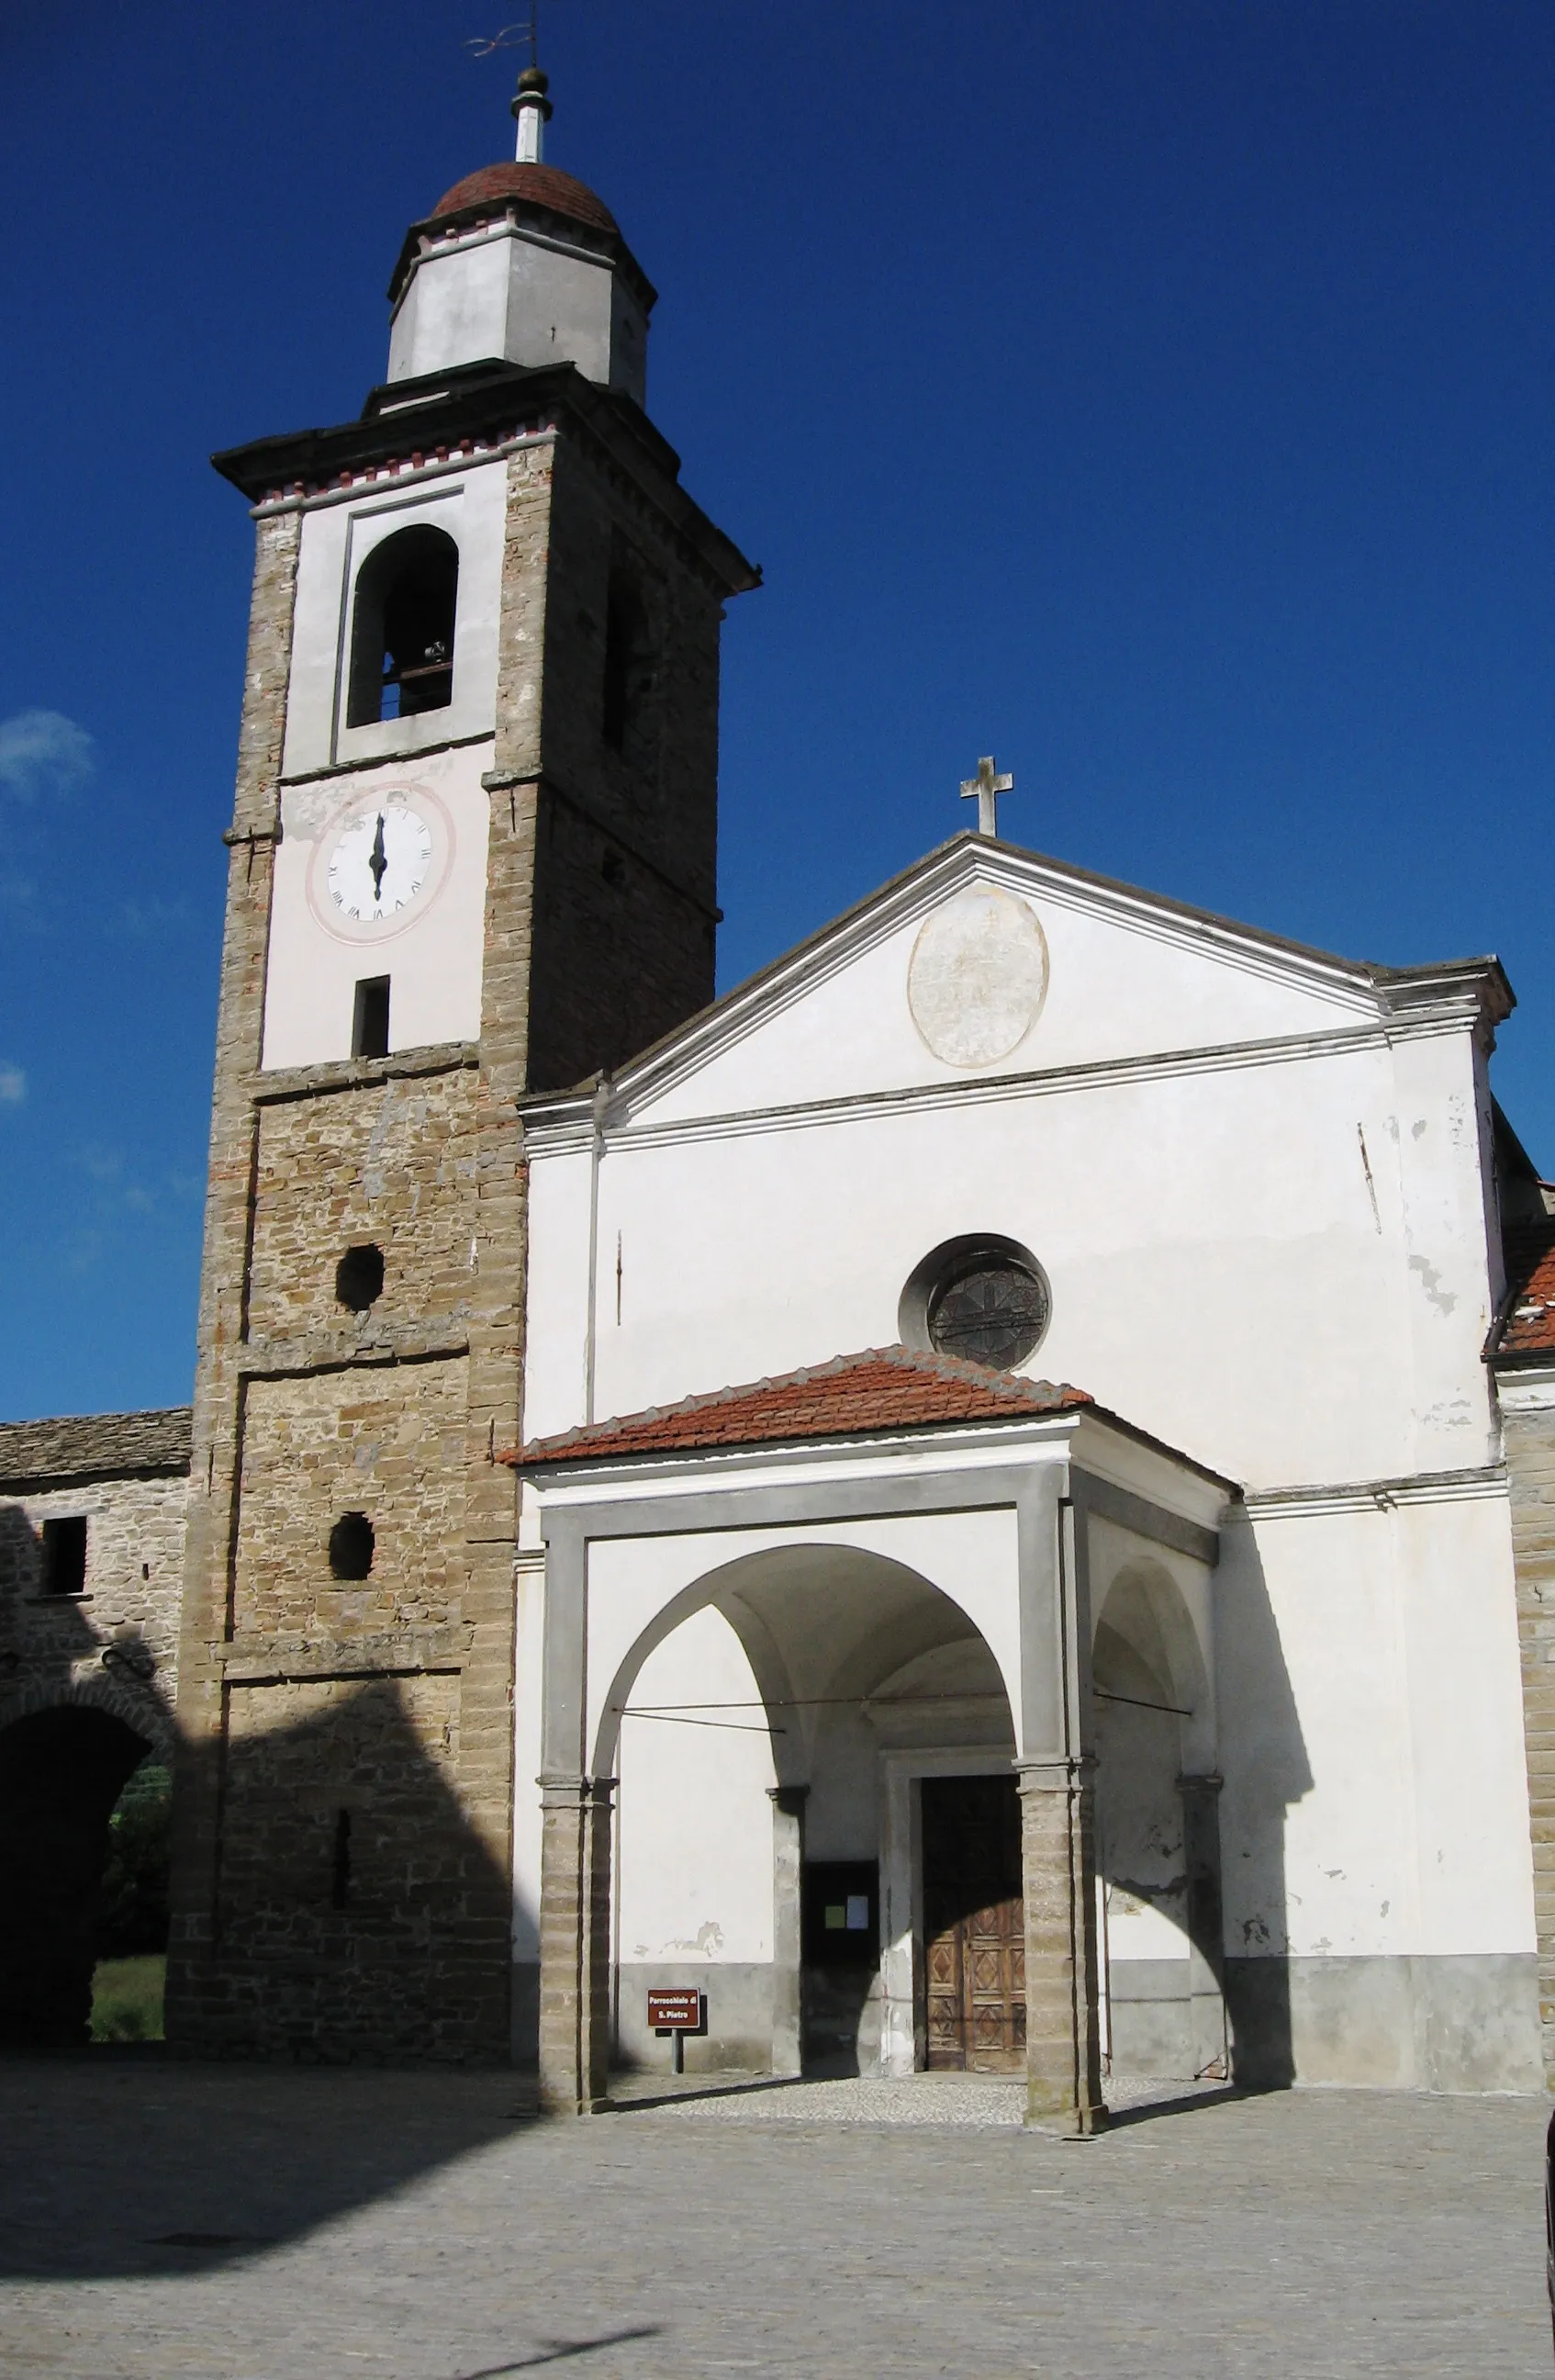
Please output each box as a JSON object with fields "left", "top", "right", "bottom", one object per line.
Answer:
{"left": 0, "top": 1469, "right": 186, "bottom": 1755}
{"left": 1505, "top": 1400, "right": 1555, "bottom": 2088}
{"left": 527, "top": 788, "right": 718, "bottom": 1094}
{"left": 247, "top": 1067, "right": 483, "bottom": 1345}
{"left": 538, "top": 434, "right": 724, "bottom": 916}
{"left": 214, "top": 1670, "right": 505, "bottom": 2060}
{"left": 233, "top": 1359, "right": 469, "bottom": 1641}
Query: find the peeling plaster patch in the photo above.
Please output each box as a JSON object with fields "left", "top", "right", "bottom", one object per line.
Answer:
{"left": 1409, "top": 1254, "right": 1457, "bottom": 1314}
{"left": 1412, "top": 1119, "right": 1428, "bottom": 1140}
{"left": 1242, "top": 1915, "right": 1271, "bottom": 1947}
{"left": 666, "top": 1922, "right": 725, "bottom": 1959}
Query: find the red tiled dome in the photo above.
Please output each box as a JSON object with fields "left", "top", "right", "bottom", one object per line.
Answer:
{"left": 430, "top": 163, "right": 618, "bottom": 238}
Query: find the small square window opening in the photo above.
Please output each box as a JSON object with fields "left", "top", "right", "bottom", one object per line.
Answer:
{"left": 41, "top": 1515, "right": 88, "bottom": 1597}
{"left": 352, "top": 977, "right": 390, "bottom": 1060}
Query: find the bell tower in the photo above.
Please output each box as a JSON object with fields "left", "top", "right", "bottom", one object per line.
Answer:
{"left": 166, "top": 80, "right": 758, "bottom": 2060}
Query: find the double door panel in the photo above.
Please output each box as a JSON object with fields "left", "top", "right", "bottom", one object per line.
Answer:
{"left": 921, "top": 1773, "right": 1025, "bottom": 2072}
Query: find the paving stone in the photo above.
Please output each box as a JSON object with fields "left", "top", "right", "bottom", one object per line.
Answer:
{"left": 0, "top": 2057, "right": 1548, "bottom": 2377}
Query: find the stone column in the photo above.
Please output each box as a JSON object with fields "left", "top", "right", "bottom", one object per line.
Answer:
{"left": 537, "top": 1772, "right": 614, "bottom": 2115}
{"left": 768, "top": 1784, "right": 808, "bottom": 2078}
{"left": 1016, "top": 1477, "right": 1106, "bottom": 2134}
{"left": 1180, "top": 1770, "right": 1228, "bottom": 2081}
{"left": 1018, "top": 1761, "right": 1107, "bottom": 2133}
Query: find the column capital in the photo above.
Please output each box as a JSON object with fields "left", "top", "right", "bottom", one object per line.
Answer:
{"left": 766, "top": 1784, "right": 811, "bottom": 1815}
{"left": 1177, "top": 1769, "right": 1225, "bottom": 1797}
{"left": 536, "top": 1771, "right": 616, "bottom": 1811}
{"left": 1015, "top": 1756, "right": 1097, "bottom": 1793}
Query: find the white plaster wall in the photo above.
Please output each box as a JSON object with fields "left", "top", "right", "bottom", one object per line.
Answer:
{"left": 615, "top": 1606, "right": 775, "bottom": 1969}
{"left": 1216, "top": 1492, "right": 1534, "bottom": 1966}
{"left": 281, "top": 460, "right": 509, "bottom": 780}
{"left": 388, "top": 228, "right": 645, "bottom": 402}
{"left": 262, "top": 740, "right": 492, "bottom": 1069}
{"left": 531, "top": 1032, "right": 1496, "bottom": 1491}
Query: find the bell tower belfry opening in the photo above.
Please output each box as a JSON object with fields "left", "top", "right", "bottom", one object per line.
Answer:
{"left": 166, "top": 78, "right": 758, "bottom": 2061}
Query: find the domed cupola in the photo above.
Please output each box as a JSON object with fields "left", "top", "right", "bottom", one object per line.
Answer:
{"left": 386, "top": 69, "right": 655, "bottom": 404}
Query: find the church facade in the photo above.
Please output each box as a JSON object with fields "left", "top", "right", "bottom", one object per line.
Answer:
{"left": 5, "top": 77, "right": 1555, "bottom": 2121}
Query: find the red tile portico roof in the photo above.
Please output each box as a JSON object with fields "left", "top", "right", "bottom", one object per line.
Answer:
{"left": 509, "top": 1347, "right": 1094, "bottom": 1468}
{"left": 1491, "top": 1223, "right": 1555, "bottom": 1362}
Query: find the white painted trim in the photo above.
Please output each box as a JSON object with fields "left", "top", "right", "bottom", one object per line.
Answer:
{"left": 1495, "top": 1365, "right": 1555, "bottom": 1414}
{"left": 1240, "top": 1464, "right": 1507, "bottom": 1520}
{"left": 524, "top": 1017, "right": 1438, "bottom": 1160}
{"left": 250, "top": 432, "right": 554, "bottom": 520}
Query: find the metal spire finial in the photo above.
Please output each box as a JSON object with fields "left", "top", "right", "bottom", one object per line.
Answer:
{"left": 464, "top": 13, "right": 556, "bottom": 162}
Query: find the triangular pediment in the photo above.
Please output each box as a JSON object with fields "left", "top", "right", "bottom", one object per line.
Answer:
{"left": 522, "top": 835, "right": 1508, "bottom": 1139}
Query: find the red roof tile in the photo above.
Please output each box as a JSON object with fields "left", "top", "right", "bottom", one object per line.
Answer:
{"left": 509, "top": 1346, "right": 1093, "bottom": 1467}
{"left": 1493, "top": 1223, "right": 1555, "bottom": 1360}
{"left": 430, "top": 163, "right": 619, "bottom": 239}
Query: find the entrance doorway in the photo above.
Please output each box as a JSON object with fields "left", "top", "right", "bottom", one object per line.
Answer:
{"left": 922, "top": 1773, "right": 1025, "bottom": 2071}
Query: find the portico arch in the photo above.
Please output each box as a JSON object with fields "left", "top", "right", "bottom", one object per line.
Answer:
{"left": 596, "top": 1543, "right": 1019, "bottom": 2079}
{"left": 1091, "top": 1555, "right": 1225, "bottom": 2079}
{"left": 0, "top": 1703, "right": 152, "bottom": 2046}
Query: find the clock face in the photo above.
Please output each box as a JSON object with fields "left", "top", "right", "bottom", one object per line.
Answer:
{"left": 327, "top": 803, "right": 434, "bottom": 925}
{"left": 304, "top": 783, "right": 455, "bottom": 946}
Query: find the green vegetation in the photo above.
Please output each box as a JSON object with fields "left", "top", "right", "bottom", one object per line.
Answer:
{"left": 98, "top": 1758, "right": 172, "bottom": 1958}
{"left": 89, "top": 1953, "right": 165, "bottom": 2042}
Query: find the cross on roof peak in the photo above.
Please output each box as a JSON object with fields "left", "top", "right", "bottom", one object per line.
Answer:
{"left": 959, "top": 755, "right": 1012, "bottom": 838}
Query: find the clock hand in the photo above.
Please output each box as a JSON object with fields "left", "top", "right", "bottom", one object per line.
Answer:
{"left": 368, "top": 814, "right": 388, "bottom": 900}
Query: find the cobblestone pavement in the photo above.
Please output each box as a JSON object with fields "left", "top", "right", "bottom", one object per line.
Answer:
{"left": 0, "top": 2055, "right": 1548, "bottom": 2378}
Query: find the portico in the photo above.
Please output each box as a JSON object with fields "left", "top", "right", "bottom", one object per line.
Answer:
{"left": 510, "top": 1347, "right": 1229, "bottom": 2130}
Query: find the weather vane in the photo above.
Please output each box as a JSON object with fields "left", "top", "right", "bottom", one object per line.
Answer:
{"left": 464, "top": 10, "right": 543, "bottom": 68}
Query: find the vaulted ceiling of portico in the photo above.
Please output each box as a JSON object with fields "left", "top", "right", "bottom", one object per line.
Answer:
{"left": 713, "top": 1545, "right": 985, "bottom": 1710}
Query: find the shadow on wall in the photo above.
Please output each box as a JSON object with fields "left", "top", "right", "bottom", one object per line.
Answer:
{"left": 1215, "top": 1526, "right": 1314, "bottom": 2091}
{"left": 1091, "top": 1535, "right": 1312, "bottom": 2092}
{"left": 168, "top": 1673, "right": 520, "bottom": 2064}
{"left": 0, "top": 1505, "right": 535, "bottom": 2070}
{"left": 0, "top": 1506, "right": 175, "bottom": 2047}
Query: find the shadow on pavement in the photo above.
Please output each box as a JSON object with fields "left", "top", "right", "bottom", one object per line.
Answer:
{"left": 0, "top": 2052, "right": 536, "bottom": 2279}
{"left": 452, "top": 2337, "right": 661, "bottom": 2374}
{"left": 1102, "top": 2081, "right": 1254, "bottom": 2129}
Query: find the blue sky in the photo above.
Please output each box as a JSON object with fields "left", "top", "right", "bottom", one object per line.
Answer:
{"left": 3, "top": 1, "right": 1553, "bottom": 1418}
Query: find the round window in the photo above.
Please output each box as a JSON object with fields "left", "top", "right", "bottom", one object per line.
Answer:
{"left": 926, "top": 1253, "right": 1050, "bottom": 1369}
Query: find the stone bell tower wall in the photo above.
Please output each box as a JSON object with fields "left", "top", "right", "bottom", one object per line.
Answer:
{"left": 489, "top": 430, "right": 725, "bottom": 1095}
{"left": 169, "top": 367, "right": 752, "bottom": 2060}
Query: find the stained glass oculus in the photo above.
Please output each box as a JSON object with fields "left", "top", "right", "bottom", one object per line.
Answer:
{"left": 927, "top": 1257, "right": 1050, "bottom": 1370}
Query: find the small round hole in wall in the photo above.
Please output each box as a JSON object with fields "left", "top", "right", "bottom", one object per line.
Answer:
{"left": 335, "top": 1244, "right": 385, "bottom": 1312}
{"left": 328, "top": 1512, "right": 375, "bottom": 1581}
{"left": 600, "top": 848, "right": 626, "bottom": 888}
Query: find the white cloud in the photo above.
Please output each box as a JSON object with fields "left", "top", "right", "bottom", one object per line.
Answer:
{"left": 0, "top": 1063, "right": 25, "bottom": 1106}
{"left": 0, "top": 709, "right": 95, "bottom": 801}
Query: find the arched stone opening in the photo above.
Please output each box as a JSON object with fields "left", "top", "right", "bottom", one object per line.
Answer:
{"left": 592, "top": 1544, "right": 1017, "bottom": 2081}
{"left": 1092, "top": 1557, "right": 1225, "bottom": 2080}
{"left": 0, "top": 1703, "right": 151, "bottom": 2046}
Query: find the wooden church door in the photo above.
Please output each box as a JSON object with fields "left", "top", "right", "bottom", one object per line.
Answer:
{"left": 921, "top": 1774, "right": 1026, "bottom": 2071}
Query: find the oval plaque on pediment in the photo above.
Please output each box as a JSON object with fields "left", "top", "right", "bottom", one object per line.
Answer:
{"left": 906, "top": 886, "right": 1049, "bottom": 1069}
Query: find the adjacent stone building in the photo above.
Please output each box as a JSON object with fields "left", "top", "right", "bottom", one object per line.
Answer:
{"left": 0, "top": 1409, "right": 188, "bottom": 2040}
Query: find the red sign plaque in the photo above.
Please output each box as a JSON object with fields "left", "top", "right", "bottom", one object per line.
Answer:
{"left": 647, "top": 1988, "right": 702, "bottom": 2032}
